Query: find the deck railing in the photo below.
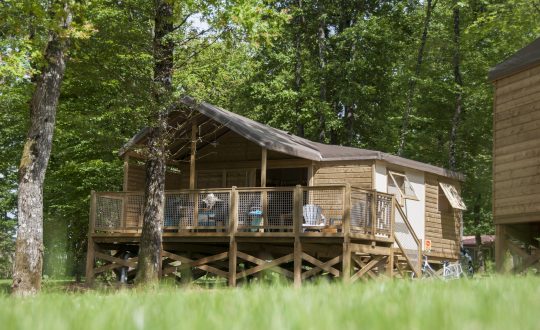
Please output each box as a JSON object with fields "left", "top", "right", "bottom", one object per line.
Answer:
{"left": 90, "top": 185, "right": 394, "bottom": 239}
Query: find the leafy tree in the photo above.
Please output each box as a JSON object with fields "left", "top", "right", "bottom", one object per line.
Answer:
{"left": 10, "top": 0, "right": 73, "bottom": 296}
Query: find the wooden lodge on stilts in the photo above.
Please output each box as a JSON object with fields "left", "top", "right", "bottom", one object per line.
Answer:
{"left": 85, "top": 96, "right": 465, "bottom": 285}
{"left": 489, "top": 36, "right": 540, "bottom": 273}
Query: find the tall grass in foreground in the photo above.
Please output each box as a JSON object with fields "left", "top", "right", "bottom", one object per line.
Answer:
{"left": 0, "top": 276, "right": 538, "bottom": 330}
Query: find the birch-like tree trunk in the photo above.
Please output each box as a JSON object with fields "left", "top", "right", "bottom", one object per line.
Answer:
{"left": 135, "top": 0, "right": 174, "bottom": 285}
{"left": 12, "top": 10, "right": 71, "bottom": 296}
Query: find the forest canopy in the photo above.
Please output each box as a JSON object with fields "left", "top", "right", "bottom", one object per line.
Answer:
{"left": 1, "top": 0, "right": 539, "bottom": 278}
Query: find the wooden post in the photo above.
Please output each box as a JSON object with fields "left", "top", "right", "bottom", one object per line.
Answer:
{"left": 260, "top": 148, "right": 267, "bottom": 187}
{"left": 371, "top": 191, "right": 378, "bottom": 235}
{"left": 307, "top": 163, "right": 314, "bottom": 186}
{"left": 294, "top": 185, "right": 303, "bottom": 287}
{"left": 121, "top": 193, "right": 127, "bottom": 231}
{"left": 85, "top": 191, "right": 97, "bottom": 286}
{"left": 386, "top": 251, "right": 394, "bottom": 277}
{"left": 85, "top": 237, "right": 95, "bottom": 286}
{"left": 390, "top": 196, "right": 395, "bottom": 241}
{"left": 342, "top": 185, "right": 352, "bottom": 283}
{"left": 495, "top": 224, "right": 507, "bottom": 273}
{"left": 343, "top": 184, "right": 351, "bottom": 235}
{"left": 122, "top": 155, "right": 129, "bottom": 191}
{"left": 261, "top": 148, "right": 267, "bottom": 231}
{"left": 189, "top": 121, "right": 197, "bottom": 190}
{"left": 229, "top": 187, "right": 238, "bottom": 286}
{"left": 293, "top": 185, "right": 303, "bottom": 235}
{"left": 294, "top": 238, "right": 302, "bottom": 287}
{"left": 229, "top": 239, "right": 237, "bottom": 287}
{"left": 229, "top": 187, "right": 238, "bottom": 234}
{"left": 342, "top": 242, "right": 351, "bottom": 283}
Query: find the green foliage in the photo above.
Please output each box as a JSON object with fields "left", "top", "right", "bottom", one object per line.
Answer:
{"left": 2, "top": 0, "right": 540, "bottom": 278}
{"left": 1, "top": 278, "right": 540, "bottom": 329}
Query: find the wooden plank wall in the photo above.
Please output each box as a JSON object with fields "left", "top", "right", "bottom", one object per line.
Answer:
{"left": 126, "top": 164, "right": 186, "bottom": 191}
{"left": 493, "top": 64, "right": 540, "bottom": 223}
{"left": 310, "top": 163, "right": 372, "bottom": 220}
{"left": 196, "top": 131, "right": 261, "bottom": 164}
{"left": 312, "top": 162, "right": 372, "bottom": 188}
{"left": 197, "top": 169, "right": 252, "bottom": 188}
{"left": 424, "top": 174, "right": 460, "bottom": 260}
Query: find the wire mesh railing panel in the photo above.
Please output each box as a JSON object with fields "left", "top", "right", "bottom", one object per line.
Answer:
{"left": 125, "top": 194, "right": 144, "bottom": 229}
{"left": 237, "top": 191, "right": 262, "bottom": 232}
{"left": 193, "top": 191, "right": 230, "bottom": 231}
{"left": 91, "top": 186, "right": 397, "bottom": 239}
{"left": 394, "top": 204, "right": 420, "bottom": 273}
{"left": 350, "top": 189, "right": 372, "bottom": 234}
{"left": 164, "top": 193, "right": 191, "bottom": 229}
{"left": 95, "top": 195, "right": 123, "bottom": 231}
{"left": 375, "top": 194, "right": 392, "bottom": 237}
{"left": 266, "top": 190, "right": 294, "bottom": 232}
{"left": 302, "top": 187, "right": 344, "bottom": 230}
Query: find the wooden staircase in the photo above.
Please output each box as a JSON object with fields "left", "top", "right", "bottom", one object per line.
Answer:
{"left": 392, "top": 202, "right": 422, "bottom": 277}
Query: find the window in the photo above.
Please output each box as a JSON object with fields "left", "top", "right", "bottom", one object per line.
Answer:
{"left": 438, "top": 186, "right": 452, "bottom": 213}
{"left": 439, "top": 182, "right": 467, "bottom": 210}
{"left": 388, "top": 171, "right": 418, "bottom": 204}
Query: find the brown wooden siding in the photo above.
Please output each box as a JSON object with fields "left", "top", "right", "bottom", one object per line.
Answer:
{"left": 493, "top": 64, "right": 540, "bottom": 223}
{"left": 197, "top": 169, "right": 253, "bottom": 188}
{"left": 424, "top": 174, "right": 460, "bottom": 260}
{"left": 312, "top": 162, "right": 373, "bottom": 189}
{"left": 126, "top": 164, "right": 186, "bottom": 191}
{"left": 196, "top": 131, "right": 262, "bottom": 164}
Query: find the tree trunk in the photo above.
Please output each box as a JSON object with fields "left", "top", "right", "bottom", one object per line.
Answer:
{"left": 317, "top": 9, "right": 327, "bottom": 142}
{"left": 294, "top": 0, "right": 305, "bottom": 138}
{"left": 449, "top": 3, "right": 463, "bottom": 171}
{"left": 473, "top": 193, "right": 485, "bottom": 273}
{"left": 398, "top": 0, "right": 436, "bottom": 156}
{"left": 12, "top": 12, "right": 71, "bottom": 296}
{"left": 135, "top": 0, "right": 174, "bottom": 286}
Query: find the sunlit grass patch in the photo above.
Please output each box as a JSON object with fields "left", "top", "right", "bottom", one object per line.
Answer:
{"left": 0, "top": 276, "right": 538, "bottom": 330}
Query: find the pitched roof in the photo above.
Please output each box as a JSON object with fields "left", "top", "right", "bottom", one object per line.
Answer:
{"left": 488, "top": 36, "right": 540, "bottom": 81}
{"left": 120, "top": 96, "right": 464, "bottom": 180}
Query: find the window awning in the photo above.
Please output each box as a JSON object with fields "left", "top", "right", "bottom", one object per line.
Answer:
{"left": 439, "top": 182, "right": 467, "bottom": 210}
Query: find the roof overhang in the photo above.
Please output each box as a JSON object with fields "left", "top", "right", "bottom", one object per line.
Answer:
{"left": 119, "top": 96, "right": 465, "bottom": 181}
{"left": 489, "top": 36, "right": 540, "bottom": 82}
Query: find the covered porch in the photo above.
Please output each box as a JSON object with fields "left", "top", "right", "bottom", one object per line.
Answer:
{"left": 87, "top": 184, "right": 422, "bottom": 285}
{"left": 85, "top": 98, "right": 423, "bottom": 285}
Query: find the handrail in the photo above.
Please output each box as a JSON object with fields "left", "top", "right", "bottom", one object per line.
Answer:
{"left": 94, "top": 185, "right": 390, "bottom": 195}
{"left": 395, "top": 203, "right": 421, "bottom": 245}
{"left": 90, "top": 186, "right": 396, "bottom": 242}
{"left": 394, "top": 202, "right": 422, "bottom": 277}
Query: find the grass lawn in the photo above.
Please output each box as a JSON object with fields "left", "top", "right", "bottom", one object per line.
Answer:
{"left": 0, "top": 276, "right": 538, "bottom": 330}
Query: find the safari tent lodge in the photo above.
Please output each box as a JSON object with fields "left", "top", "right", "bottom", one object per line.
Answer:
{"left": 85, "top": 97, "right": 466, "bottom": 285}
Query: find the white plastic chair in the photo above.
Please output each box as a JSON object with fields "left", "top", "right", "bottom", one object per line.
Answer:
{"left": 303, "top": 204, "right": 323, "bottom": 228}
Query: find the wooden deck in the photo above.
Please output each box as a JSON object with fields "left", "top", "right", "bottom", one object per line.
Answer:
{"left": 86, "top": 185, "right": 421, "bottom": 285}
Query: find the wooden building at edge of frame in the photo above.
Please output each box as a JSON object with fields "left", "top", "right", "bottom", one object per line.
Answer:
{"left": 86, "top": 96, "right": 466, "bottom": 285}
{"left": 489, "top": 36, "right": 540, "bottom": 273}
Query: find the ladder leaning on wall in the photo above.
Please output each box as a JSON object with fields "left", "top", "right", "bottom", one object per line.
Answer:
{"left": 393, "top": 202, "right": 422, "bottom": 277}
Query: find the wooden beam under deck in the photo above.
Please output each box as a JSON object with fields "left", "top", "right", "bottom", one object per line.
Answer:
{"left": 87, "top": 232, "right": 395, "bottom": 285}
{"left": 85, "top": 185, "right": 410, "bottom": 285}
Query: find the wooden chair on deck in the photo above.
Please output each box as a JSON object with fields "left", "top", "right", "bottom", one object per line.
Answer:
{"left": 303, "top": 204, "right": 325, "bottom": 231}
